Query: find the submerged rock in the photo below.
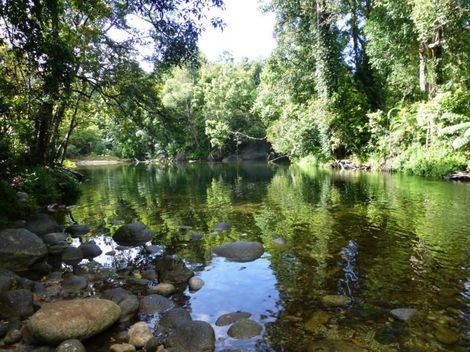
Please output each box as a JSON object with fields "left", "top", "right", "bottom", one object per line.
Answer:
{"left": 0, "top": 228, "right": 48, "bottom": 271}
{"left": 159, "top": 308, "right": 192, "bottom": 330}
{"left": 321, "top": 295, "right": 351, "bottom": 307}
{"left": 165, "top": 320, "right": 215, "bottom": 352}
{"left": 308, "top": 339, "right": 365, "bottom": 351}
{"left": 214, "top": 223, "right": 231, "bottom": 231}
{"left": 215, "top": 311, "right": 252, "bottom": 326}
{"left": 113, "top": 223, "right": 154, "bottom": 246}
{"left": 435, "top": 326, "right": 460, "bottom": 345}
{"left": 212, "top": 241, "right": 264, "bottom": 262}
{"left": 227, "top": 319, "right": 262, "bottom": 339}
{"left": 156, "top": 255, "right": 194, "bottom": 284}
{"left": 305, "top": 311, "right": 330, "bottom": 331}
{"left": 128, "top": 322, "right": 153, "bottom": 348}
{"left": 139, "top": 294, "right": 174, "bottom": 314}
{"left": 26, "top": 298, "right": 121, "bottom": 343}
{"left": 390, "top": 308, "right": 417, "bottom": 321}
{"left": 25, "top": 213, "right": 61, "bottom": 236}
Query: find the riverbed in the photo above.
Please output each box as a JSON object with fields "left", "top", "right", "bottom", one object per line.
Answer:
{"left": 72, "top": 163, "right": 470, "bottom": 351}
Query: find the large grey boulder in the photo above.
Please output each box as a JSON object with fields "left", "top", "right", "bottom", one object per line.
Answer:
{"left": 159, "top": 308, "right": 192, "bottom": 330}
{"left": 0, "top": 289, "right": 34, "bottom": 318}
{"left": 165, "top": 320, "right": 215, "bottom": 352}
{"left": 0, "top": 228, "right": 47, "bottom": 271}
{"left": 156, "top": 256, "right": 194, "bottom": 284}
{"left": 61, "top": 246, "right": 83, "bottom": 266}
{"left": 25, "top": 213, "right": 61, "bottom": 236}
{"left": 26, "top": 298, "right": 121, "bottom": 343}
{"left": 113, "top": 223, "right": 154, "bottom": 246}
{"left": 42, "top": 232, "right": 69, "bottom": 254}
{"left": 102, "top": 288, "right": 139, "bottom": 323}
{"left": 212, "top": 241, "right": 264, "bottom": 262}
{"left": 139, "top": 294, "right": 174, "bottom": 314}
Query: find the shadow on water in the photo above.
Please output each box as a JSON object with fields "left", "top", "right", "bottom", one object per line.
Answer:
{"left": 73, "top": 163, "right": 470, "bottom": 351}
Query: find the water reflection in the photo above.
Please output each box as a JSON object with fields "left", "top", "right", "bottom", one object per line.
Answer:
{"left": 73, "top": 163, "right": 470, "bottom": 351}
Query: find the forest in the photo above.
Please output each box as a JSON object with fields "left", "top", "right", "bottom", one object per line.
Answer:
{"left": 0, "top": 0, "right": 469, "bottom": 207}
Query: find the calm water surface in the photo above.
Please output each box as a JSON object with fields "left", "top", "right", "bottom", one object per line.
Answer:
{"left": 73, "top": 163, "right": 470, "bottom": 351}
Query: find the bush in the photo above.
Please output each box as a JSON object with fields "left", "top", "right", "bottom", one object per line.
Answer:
{"left": 392, "top": 144, "right": 467, "bottom": 177}
{"left": 0, "top": 180, "right": 20, "bottom": 226}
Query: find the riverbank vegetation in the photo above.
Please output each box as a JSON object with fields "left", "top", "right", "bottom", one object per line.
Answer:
{"left": 0, "top": 0, "right": 469, "bottom": 210}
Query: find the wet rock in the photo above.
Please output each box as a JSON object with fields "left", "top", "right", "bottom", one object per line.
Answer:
{"left": 159, "top": 308, "right": 192, "bottom": 330}
{"left": 139, "top": 294, "right": 174, "bottom": 314}
{"left": 0, "top": 274, "right": 15, "bottom": 294}
{"left": 126, "top": 277, "right": 149, "bottom": 287}
{"left": 110, "top": 343, "right": 136, "bottom": 352}
{"left": 106, "top": 251, "right": 116, "bottom": 256}
{"left": 305, "top": 311, "right": 330, "bottom": 331}
{"left": 113, "top": 223, "right": 154, "bottom": 247}
{"left": 78, "top": 241, "right": 102, "bottom": 259}
{"left": 0, "top": 228, "right": 48, "bottom": 271}
{"left": 214, "top": 223, "right": 231, "bottom": 231}
{"left": 62, "top": 275, "right": 88, "bottom": 292}
{"left": 101, "top": 288, "right": 139, "bottom": 323}
{"left": 144, "top": 337, "right": 161, "bottom": 352}
{"left": 0, "top": 289, "right": 34, "bottom": 318}
{"left": 374, "top": 323, "right": 408, "bottom": 345}
{"left": 215, "top": 311, "right": 252, "bottom": 326}
{"left": 191, "top": 233, "right": 203, "bottom": 240}
{"left": 141, "top": 269, "right": 157, "bottom": 280}
{"left": 145, "top": 245, "right": 161, "bottom": 254}
{"left": 188, "top": 277, "right": 204, "bottom": 291}
{"left": 227, "top": 319, "right": 262, "bottom": 339}
{"left": 3, "top": 328, "right": 22, "bottom": 344}
{"left": 308, "top": 339, "right": 365, "bottom": 351}
{"left": 61, "top": 247, "right": 83, "bottom": 266}
{"left": 165, "top": 320, "right": 215, "bottom": 352}
{"left": 25, "top": 213, "right": 61, "bottom": 236}
{"left": 321, "top": 295, "right": 351, "bottom": 307}
{"left": 26, "top": 298, "right": 121, "bottom": 343}
{"left": 435, "top": 326, "right": 459, "bottom": 345}
{"left": 390, "top": 308, "right": 417, "bottom": 321}
{"left": 65, "top": 224, "right": 91, "bottom": 238}
{"left": 128, "top": 322, "right": 153, "bottom": 348}
{"left": 212, "top": 241, "right": 264, "bottom": 262}
{"left": 151, "top": 283, "right": 177, "bottom": 296}
{"left": 56, "top": 339, "right": 86, "bottom": 352}
{"left": 156, "top": 256, "right": 194, "bottom": 284}
{"left": 42, "top": 232, "right": 69, "bottom": 254}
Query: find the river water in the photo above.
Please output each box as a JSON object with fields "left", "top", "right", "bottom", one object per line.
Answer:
{"left": 72, "top": 163, "right": 470, "bottom": 351}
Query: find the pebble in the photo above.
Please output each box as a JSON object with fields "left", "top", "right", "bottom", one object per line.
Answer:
{"left": 188, "top": 277, "right": 204, "bottom": 291}
{"left": 151, "top": 283, "right": 177, "bottom": 296}
{"left": 110, "top": 343, "right": 136, "bottom": 352}
{"left": 390, "top": 308, "right": 417, "bottom": 321}
{"left": 128, "top": 322, "right": 153, "bottom": 348}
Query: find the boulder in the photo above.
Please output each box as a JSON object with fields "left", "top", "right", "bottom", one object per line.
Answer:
{"left": 159, "top": 308, "right": 192, "bottom": 330}
{"left": 188, "top": 277, "right": 204, "bottom": 292}
{"left": 139, "top": 294, "right": 174, "bottom": 314}
{"left": 3, "top": 328, "right": 22, "bottom": 344}
{"left": 61, "top": 247, "right": 83, "bottom": 266}
{"left": 0, "top": 289, "right": 34, "bottom": 318}
{"left": 0, "top": 228, "right": 48, "bottom": 271}
{"left": 78, "top": 241, "right": 102, "bottom": 259}
{"left": 128, "top": 322, "right": 153, "bottom": 348}
{"left": 65, "top": 224, "right": 91, "bottom": 238}
{"left": 42, "top": 232, "right": 69, "bottom": 254}
{"left": 113, "top": 223, "right": 154, "bottom": 246}
{"left": 56, "top": 339, "right": 86, "bottom": 352}
{"left": 215, "top": 311, "right": 252, "bottom": 326}
{"left": 165, "top": 320, "right": 215, "bottom": 352}
{"left": 227, "top": 319, "right": 262, "bottom": 339}
{"left": 101, "top": 288, "right": 139, "bottom": 323}
{"left": 156, "top": 256, "right": 194, "bottom": 284}
{"left": 151, "top": 283, "right": 177, "bottom": 296}
{"left": 26, "top": 298, "right": 121, "bottom": 343}
{"left": 212, "top": 241, "right": 264, "bottom": 262}
{"left": 25, "top": 213, "right": 61, "bottom": 236}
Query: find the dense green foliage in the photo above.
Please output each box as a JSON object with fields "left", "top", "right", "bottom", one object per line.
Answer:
{"left": 1, "top": 0, "right": 469, "bottom": 178}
